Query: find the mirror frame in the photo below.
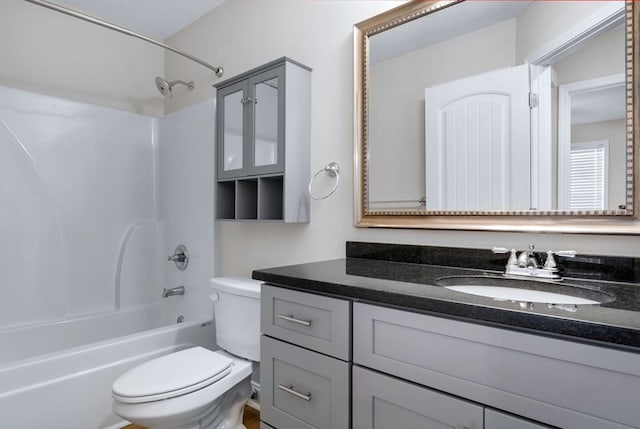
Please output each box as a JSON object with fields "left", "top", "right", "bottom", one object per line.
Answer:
{"left": 354, "top": 0, "right": 640, "bottom": 234}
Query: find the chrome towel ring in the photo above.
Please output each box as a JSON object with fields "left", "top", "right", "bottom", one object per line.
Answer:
{"left": 308, "top": 162, "right": 340, "bottom": 200}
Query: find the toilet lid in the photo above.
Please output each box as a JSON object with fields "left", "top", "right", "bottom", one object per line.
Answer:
{"left": 112, "top": 347, "right": 233, "bottom": 403}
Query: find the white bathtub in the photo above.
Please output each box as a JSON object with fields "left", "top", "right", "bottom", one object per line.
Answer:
{"left": 0, "top": 306, "right": 215, "bottom": 429}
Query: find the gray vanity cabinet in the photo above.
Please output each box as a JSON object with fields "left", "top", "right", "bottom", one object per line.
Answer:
{"left": 260, "top": 285, "right": 351, "bottom": 429}
{"left": 215, "top": 57, "right": 310, "bottom": 222}
{"left": 353, "top": 302, "right": 640, "bottom": 429}
{"left": 260, "top": 286, "right": 639, "bottom": 429}
{"left": 353, "top": 364, "right": 552, "bottom": 429}
{"left": 353, "top": 365, "right": 483, "bottom": 429}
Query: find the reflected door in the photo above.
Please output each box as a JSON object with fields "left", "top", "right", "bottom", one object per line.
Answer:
{"left": 425, "top": 64, "right": 531, "bottom": 211}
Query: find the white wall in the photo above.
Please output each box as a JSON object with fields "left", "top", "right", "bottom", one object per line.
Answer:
{"left": 0, "top": 0, "right": 165, "bottom": 116}
{"left": 166, "top": 0, "right": 640, "bottom": 277}
{"left": 553, "top": 25, "right": 625, "bottom": 86}
{"left": 516, "top": 1, "right": 615, "bottom": 63}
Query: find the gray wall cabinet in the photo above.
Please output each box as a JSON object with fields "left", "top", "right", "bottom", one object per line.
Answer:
{"left": 260, "top": 286, "right": 639, "bottom": 429}
{"left": 215, "top": 58, "right": 310, "bottom": 222}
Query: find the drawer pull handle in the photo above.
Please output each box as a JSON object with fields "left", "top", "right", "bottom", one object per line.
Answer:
{"left": 277, "top": 314, "right": 312, "bottom": 327}
{"left": 278, "top": 384, "right": 312, "bottom": 401}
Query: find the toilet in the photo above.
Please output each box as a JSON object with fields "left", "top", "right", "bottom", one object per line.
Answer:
{"left": 112, "top": 277, "right": 261, "bottom": 429}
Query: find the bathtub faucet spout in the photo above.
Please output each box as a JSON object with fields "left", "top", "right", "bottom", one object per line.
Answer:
{"left": 163, "top": 285, "right": 185, "bottom": 298}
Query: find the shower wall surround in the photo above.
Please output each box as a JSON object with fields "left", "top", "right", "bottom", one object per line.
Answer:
{"left": 0, "top": 85, "right": 157, "bottom": 329}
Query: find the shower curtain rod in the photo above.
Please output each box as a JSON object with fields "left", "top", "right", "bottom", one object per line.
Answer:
{"left": 23, "top": 0, "right": 224, "bottom": 77}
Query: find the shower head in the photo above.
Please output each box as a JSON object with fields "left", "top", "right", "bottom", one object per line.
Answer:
{"left": 154, "top": 76, "right": 195, "bottom": 97}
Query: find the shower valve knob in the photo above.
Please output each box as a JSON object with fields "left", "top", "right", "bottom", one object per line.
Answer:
{"left": 168, "top": 254, "right": 186, "bottom": 262}
{"left": 168, "top": 244, "right": 189, "bottom": 270}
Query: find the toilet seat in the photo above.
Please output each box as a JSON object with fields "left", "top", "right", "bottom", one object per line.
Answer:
{"left": 112, "top": 347, "right": 233, "bottom": 404}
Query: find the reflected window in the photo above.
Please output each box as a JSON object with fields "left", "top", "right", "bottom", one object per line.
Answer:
{"left": 569, "top": 140, "right": 608, "bottom": 210}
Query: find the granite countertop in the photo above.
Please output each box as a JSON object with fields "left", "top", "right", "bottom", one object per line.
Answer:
{"left": 252, "top": 255, "right": 640, "bottom": 353}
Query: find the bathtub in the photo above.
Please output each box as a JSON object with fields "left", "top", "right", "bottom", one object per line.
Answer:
{"left": 0, "top": 306, "right": 215, "bottom": 429}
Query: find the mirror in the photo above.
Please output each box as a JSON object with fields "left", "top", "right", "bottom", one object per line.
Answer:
{"left": 354, "top": 0, "right": 639, "bottom": 233}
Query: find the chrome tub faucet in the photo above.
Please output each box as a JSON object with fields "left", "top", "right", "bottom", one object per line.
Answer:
{"left": 162, "top": 285, "right": 185, "bottom": 298}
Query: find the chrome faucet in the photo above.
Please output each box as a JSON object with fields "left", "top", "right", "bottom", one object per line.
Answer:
{"left": 492, "top": 245, "right": 576, "bottom": 279}
{"left": 163, "top": 285, "right": 185, "bottom": 298}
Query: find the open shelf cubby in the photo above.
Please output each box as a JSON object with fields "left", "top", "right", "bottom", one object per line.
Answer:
{"left": 217, "top": 175, "right": 287, "bottom": 221}
{"left": 217, "top": 181, "right": 236, "bottom": 220}
{"left": 236, "top": 179, "right": 259, "bottom": 219}
{"left": 259, "top": 176, "right": 284, "bottom": 220}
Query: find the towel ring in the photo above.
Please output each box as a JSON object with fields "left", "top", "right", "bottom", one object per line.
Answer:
{"left": 308, "top": 162, "right": 340, "bottom": 200}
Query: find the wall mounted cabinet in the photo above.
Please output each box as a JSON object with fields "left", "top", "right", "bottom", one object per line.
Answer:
{"left": 215, "top": 57, "right": 311, "bottom": 222}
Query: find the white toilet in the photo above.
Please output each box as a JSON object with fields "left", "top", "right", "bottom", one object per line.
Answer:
{"left": 112, "top": 277, "right": 261, "bottom": 429}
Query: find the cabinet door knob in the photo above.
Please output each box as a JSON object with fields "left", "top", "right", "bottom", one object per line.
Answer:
{"left": 277, "top": 313, "right": 312, "bottom": 327}
{"left": 278, "top": 384, "right": 312, "bottom": 401}
{"left": 241, "top": 97, "right": 254, "bottom": 104}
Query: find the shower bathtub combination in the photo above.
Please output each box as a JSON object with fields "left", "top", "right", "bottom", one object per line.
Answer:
{"left": 0, "top": 81, "right": 216, "bottom": 427}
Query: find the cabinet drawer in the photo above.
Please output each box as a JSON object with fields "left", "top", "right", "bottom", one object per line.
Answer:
{"left": 354, "top": 302, "right": 640, "bottom": 429}
{"left": 261, "top": 284, "right": 351, "bottom": 360}
{"left": 261, "top": 336, "right": 350, "bottom": 429}
{"left": 485, "top": 409, "right": 552, "bottom": 429}
{"left": 353, "top": 365, "right": 483, "bottom": 429}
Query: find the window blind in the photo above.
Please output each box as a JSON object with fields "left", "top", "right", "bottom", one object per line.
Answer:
{"left": 569, "top": 141, "right": 608, "bottom": 210}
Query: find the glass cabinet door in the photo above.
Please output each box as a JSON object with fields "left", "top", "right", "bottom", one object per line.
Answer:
{"left": 216, "top": 66, "right": 285, "bottom": 179}
{"left": 217, "top": 80, "right": 247, "bottom": 179}
{"left": 249, "top": 66, "right": 284, "bottom": 175}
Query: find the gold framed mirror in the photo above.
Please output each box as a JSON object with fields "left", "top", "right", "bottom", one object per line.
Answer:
{"left": 354, "top": 0, "right": 639, "bottom": 233}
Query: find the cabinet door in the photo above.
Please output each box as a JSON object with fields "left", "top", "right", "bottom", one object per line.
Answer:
{"left": 485, "top": 409, "right": 552, "bottom": 429}
{"left": 248, "top": 65, "right": 285, "bottom": 176}
{"left": 217, "top": 79, "right": 249, "bottom": 179}
{"left": 353, "top": 366, "right": 483, "bottom": 429}
{"left": 261, "top": 336, "right": 350, "bottom": 429}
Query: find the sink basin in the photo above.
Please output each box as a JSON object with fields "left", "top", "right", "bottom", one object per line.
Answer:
{"left": 436, "top": 276, "right": 615, "bottom": 305}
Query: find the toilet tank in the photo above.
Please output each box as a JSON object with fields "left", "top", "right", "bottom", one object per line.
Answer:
{"left": 210, "top": 277, "right": 262, "bottom": 361}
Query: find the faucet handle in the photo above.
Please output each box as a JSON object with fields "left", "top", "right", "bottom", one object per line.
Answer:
{"left": 493, "top": 247, "right": 518, "bottom": 267}
{"left": 555, "top": 250, "right": 577, "bottom": 258}
{"left": 543, "top": 250, "right": 577, "bottom": 271}
{"left": 543, "top": 251, "right": 557, "bottom": 270}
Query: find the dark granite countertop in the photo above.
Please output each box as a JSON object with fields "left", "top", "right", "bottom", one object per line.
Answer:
{"left": 252, "top": 246, "right": 640, "bottom": 353}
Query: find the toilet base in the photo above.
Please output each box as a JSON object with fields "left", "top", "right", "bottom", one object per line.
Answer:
{"left": 143, "top": 376, "right": 252, "bottom": 429}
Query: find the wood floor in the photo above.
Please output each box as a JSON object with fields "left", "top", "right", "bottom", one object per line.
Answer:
{"left": 122, "top": 405, "right": 260, "bottom": 429}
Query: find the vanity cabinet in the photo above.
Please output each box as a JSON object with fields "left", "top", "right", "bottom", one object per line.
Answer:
{"left": 353, "top": 366, "right": 552, "bottom": 429}
{"left": 259, "top": 284, "right": 640, "bottom": 429}
{"left": 353, "top": 365, "right": 484, "bottom": 429}
{"left": 215, "top": 57, "right": 310, "bottom": 222}
{"left": 260, "top": 285, "right": 351, "bottom": 429}
{"left": 353, "top": 302, "right": 639, "bottom": 429}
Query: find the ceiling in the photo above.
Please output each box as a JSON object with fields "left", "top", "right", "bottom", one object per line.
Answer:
{"left": 54, "top": 0, "right": 226, "bottom": 40}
